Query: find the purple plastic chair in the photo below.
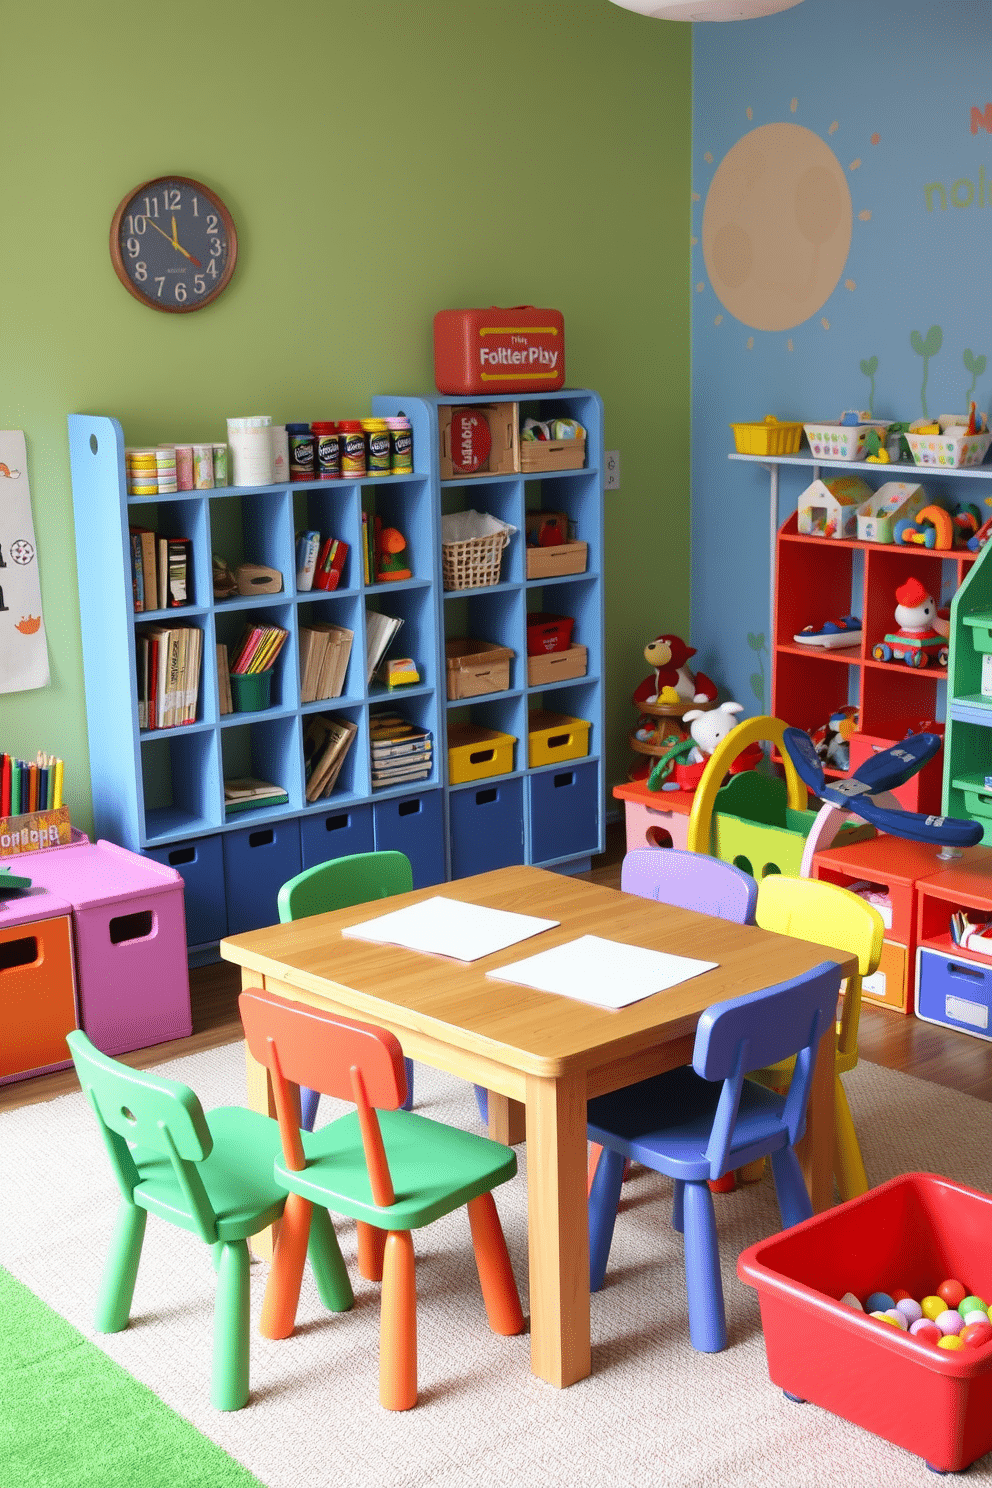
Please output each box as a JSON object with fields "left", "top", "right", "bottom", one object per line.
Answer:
{"left": 620, "top": 848, "right": 758, "bottom": 924}
{"left": 587, "top": 959, "right": 842, "bottom": 1352}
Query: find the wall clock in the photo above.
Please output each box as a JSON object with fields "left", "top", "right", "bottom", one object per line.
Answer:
{"left": 109, "top": 176, "right": 237, "bottom": 312}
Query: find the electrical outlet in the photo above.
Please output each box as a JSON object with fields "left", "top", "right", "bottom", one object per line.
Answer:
{"left": 604, "top": 450, "right": 620, "bottom": 490}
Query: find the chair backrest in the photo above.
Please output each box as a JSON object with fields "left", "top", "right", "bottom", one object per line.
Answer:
{"left": 277, "top": 850, "right": 413, "bottom": 924}
{"left": 66, "top": 1029, "right": 220, "bottom": 1241}
{"left": 755, "top": 874, "right": 884, "bottom": 1060}
{"left": 239, "top": 987, "right": 407, "bottom": 1203}
{"left": 621, "top": 847, "right": 757, "bottom": 924}
{"left": 692, "top": 960, "right": 842, "bottom": 1176}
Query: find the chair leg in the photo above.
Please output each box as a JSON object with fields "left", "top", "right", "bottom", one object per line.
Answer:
{"left": 681, "top": 1181, "right": 726, "bottom": 1353}
{"left": 588, "top": 1146, "right": 626, "bottom": 1292}
{"left": 95, "top": 1201, "right": 147, "bottom": 1333}
{"left": 401, "top": 1057, "right": 414, "bottom": 1112}
{"left": 308, "top": 1205, "right": 354, "bottom": 1313}
{"left": 466, "top": 1193, "right": 524, "bottom": 1335}
{"left": 474, "top": 1084, "right": 488, "bottom": 1125}
{"left": 260, "top": 1192, "right": 312, "bottom": 1339}
{"left": 299, "top": 1086, "right": 321, "bottom": 1133}
{"left": 769, "top": 1146, "right": 815, "bottom": 1229}
{"left": 380, "top": 1230, "right": 417, "bottom": 1411}
{"left": 833, "top": 1076, "right": 868, "bottom": 1202}
{"left": 672, "top": 1179, "right": 685, "bottom": 1234}
{"left": 357, "top": 1222, "right": 387, "bottom": 1282}
{"left": 213, "top": 1240, "right": 251, "bottom": 1410}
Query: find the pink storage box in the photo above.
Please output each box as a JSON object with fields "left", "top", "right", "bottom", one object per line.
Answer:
{"left": 612, "top": 779, "right": 695, "bottom": 852}
{"left": 23, "top": 839, "right": 191, "bottom": 1056}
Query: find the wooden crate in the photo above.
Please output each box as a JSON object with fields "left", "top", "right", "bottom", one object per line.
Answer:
{"left": 526, "top": 541, "right": 587, "bottom": 579}
{"left": 528, "top": 645, "right": 587, "bottom": 687}
{"left": 520, "top": 438, "right": 585, "bottom": 473}
{"left": 438, "top": 404, "right": 519, "bottom": 480}
{"left": 445, "top": 639, "right": 513, "bottom": 699}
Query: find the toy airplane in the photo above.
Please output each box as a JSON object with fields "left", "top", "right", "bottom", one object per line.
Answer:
{"left": 782, "top": 727, "right": 983, "bottom": 849}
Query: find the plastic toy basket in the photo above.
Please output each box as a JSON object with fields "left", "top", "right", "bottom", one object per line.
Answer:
{"left": 440, "top": 510, "right": 514, "bottom": 591}
{"left": 906, "top": 429, "right": 992, "bottom": 469}
{"left": 730, "top": 416, "right": 804, "bottom": 456}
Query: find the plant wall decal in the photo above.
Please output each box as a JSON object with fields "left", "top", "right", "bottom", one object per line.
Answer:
{"left": 910, "top": 325, "right": 943, "bottom": 419}
{"left": 747, "top": 631, "right": 768, "bottom": 710}
{"left": 963, "top": 348, "right": 987, "bottom": 406}
{"left": 859, "top": 356, "right": 878, "bottom": 415}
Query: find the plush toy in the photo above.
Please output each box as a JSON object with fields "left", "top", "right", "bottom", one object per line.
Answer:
{"left": 633, "top": 634, "right": 718, "bottom": 709}
{"left": 647, "top": 700, "right": 757, "bottom": 791}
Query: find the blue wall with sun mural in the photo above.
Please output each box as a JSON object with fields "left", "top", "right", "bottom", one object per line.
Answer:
{"left": 690, "top": 0, "right": 991, "bottom": 728}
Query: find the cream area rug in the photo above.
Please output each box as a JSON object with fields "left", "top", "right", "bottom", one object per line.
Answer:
{"left": 2, "top": 1045, "right": 990, "bottom": 1488}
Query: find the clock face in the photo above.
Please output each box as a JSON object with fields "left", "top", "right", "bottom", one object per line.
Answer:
{"left": 110, "top": 176, "right": 237, "bottom": 312}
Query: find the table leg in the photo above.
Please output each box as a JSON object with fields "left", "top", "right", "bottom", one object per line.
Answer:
{"left": 796, "top": 1026, "right": 835, "bottom": 1213}
{"left": 487, "top": 1092, "right": 526, "bottom": 1146}
{"left": 524, "top": 1071, "right": 591, "bottom": 1387}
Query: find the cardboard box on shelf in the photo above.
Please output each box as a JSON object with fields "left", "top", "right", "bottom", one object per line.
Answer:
{"left": 438, "top": 404, "right": 519, "bottom": 481}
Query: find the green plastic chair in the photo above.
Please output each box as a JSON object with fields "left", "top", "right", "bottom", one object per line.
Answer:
{"left": 277, "top": 851, "right": 416, "bottom": 1126}
{"left": 67, "top": 1030, "right": 353, "bottom": 1410}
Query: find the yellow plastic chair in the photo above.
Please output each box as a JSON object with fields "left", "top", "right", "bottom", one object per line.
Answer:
{"left": 748, "top": 874, "right": 884, "bottom": 1201}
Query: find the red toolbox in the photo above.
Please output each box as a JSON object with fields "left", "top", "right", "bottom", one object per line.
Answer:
{"left": 434, "top": 306, "right": 565, "bottom": 394}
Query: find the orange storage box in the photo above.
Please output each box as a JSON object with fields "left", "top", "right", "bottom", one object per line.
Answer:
{"left": 0, "top": 907, "right": 77, "bottom": 1083}
{"left": 434, "top": 306, "right": 565, "bottom": 394}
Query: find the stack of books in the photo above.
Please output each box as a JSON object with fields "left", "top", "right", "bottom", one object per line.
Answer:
{"left": 224, "top": 777, "right": 289, "bottom": 814}
{"left": 366, "top": 610, "right": 404, "bottom": 683}
{"left": 299, "top": 623, "right": 354, "bottom": 702}
{"left": 296, "top": 531, "right": 350, "bottom": 593}
{"left": 229, "top": 624, "right": 289, "bottom": 675}
{"left": 949, "top": 909, "right": 992, "bottom": 959}
{"left": 129, "top": 529, "right": 192, "bottom": 612}
{"left": 370, "top": 711, "right": 432, "bottom": 790}
{"left": 137, "top": 626, "right": 203, "bottom": 729}
{"left": 304, "top": 714, "right": 358, "bottom": 802}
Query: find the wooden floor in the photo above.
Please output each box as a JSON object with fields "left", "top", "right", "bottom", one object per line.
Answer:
{"left": 4, "top": 822, "right": 991, "bottom": 1110}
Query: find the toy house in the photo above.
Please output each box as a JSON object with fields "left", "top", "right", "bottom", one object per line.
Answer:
{"left": 796, "top": 475, "right": 872, "bottom": 539}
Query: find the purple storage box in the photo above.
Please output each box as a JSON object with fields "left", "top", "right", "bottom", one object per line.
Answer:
{"left": 23, "top": 838, "right": 191, "bottom": 1056}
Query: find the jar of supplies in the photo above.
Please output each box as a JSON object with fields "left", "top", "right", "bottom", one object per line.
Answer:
{"left": 338, "top": 420, "right": 366, "bottom": 478}
{"left": 386, "top": 416, "right": 413, "bottom": 475}
{"left": 362, "top": 417, "right": 391, "bottom": 476}
{"left": 312, "top": 421, "right": 341, "bottom": 480}
{"left": 227, "top": 415, "right": 274, "bottom": 486}
{"left": 286, "top": 423, "right": 316, "bottom": 481}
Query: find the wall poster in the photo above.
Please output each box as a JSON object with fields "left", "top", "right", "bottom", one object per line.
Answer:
{"left": 0, "top": 431, "right": 50, "bottom": 695}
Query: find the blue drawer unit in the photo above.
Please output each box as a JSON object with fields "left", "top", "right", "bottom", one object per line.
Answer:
{"left": 145, "top": 835, "right": 227, "bottom": 947}
{"left": 916, "top": 947, "right": 992, "bottom": 1042}
{"left": 223, "top": 819, "right": 302, "bottom": 935}
{"left": 300, "top": 803, "right": 375, "bottom": 870}
{"left": 529, "top": 760, "right": 600, "bottom": 866}
{"left": 373, "top": 790, "right": 445, "bottom": 888}
{"left": 449, "top": 778, "right": 524, "bottom": 880}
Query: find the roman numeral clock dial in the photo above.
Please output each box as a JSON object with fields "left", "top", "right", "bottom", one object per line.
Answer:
{"left": 110, "top": 176, "right": 237, "bottom": 312}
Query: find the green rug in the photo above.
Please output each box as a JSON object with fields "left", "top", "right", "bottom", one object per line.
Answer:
{"left": 0, "top": 1267, "right": 263, "bottom": 1488}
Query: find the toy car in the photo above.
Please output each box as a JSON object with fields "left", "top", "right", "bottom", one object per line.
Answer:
{"left": 872, "top": 628, "right": 948, "bottom": 668}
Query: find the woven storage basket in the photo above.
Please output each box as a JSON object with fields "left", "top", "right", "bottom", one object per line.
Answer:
{"left": 441, "top": 529, "right": 510, "bottom": 590}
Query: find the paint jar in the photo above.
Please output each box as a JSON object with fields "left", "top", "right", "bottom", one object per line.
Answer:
{"left": 362, "top": 418, "right": 391, "bottom": 476}
{"left": 192, "top": 443, "right": 215, "bottom": 489}
{"left": 286, "top": 423, "right": 316, "bottom": 481}
{"left": 312, "top": 421, "right": 341, "bottom": 479}
{"left": 338, "top": 421, "right": 366, "bottom": 478}
{"left": 173, "top": 444, "right": 194, "bottom": 491}
{"left": 386, "top": 416, "right": 413, "bottom": 475}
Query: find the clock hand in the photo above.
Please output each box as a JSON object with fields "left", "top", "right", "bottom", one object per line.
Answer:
{"left": 142, "top": 214, "right": 202, "bottom": 268}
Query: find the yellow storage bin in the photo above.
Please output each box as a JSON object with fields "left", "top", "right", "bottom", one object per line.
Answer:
{"left": 730, "top": 415, "right": 804, "bottom": 456}
{"left": 447, "top": 723, "right": 516, "bottom": 785}
{"left": 528, "top": 711, "right": 591, "bottom": 768}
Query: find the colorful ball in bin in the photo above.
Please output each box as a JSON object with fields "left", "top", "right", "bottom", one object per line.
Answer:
{"left": 909, "top": 1318, "right": 941, "bottom": 1344}
{"left": 936, "top": 1309, "right": 965, "bottom": 1336}
{"left": 884, "top": 1309, "right": 908, "bottom": 1329}
{"left": 959, "top": 1296, "right": 988, "bottom": 1319}
{"left": 840, "top": 1291, "right": 863, "bottom": 1310}
{"left": 870, "top": 1311, "right": 901, "bottom": 1328}
{"left": 866, "top": 1291, "right": 896, "bottom": 1313}
{"left": 938, "top": 1335, "right": 965, "bottom": 1351}
{"left": 922, "top": 1295, "right": 946, "bottom": 1321}
{"left": 961, "top": 1321, "right": 992, "bottom": 1349}
{"left": 938, "top": 1279, "right": 967, "bottom": 1309}
{"left": 896, "top": 1297, "right": 923, "bottom": 1325}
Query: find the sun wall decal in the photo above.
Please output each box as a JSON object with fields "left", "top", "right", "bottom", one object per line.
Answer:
{"left": 696, "top": 108, "right": 878, "bottom": 339}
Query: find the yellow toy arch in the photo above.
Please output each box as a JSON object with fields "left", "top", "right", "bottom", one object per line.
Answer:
{"left": 685, "top": 715, "right": 807, "bottom": 856}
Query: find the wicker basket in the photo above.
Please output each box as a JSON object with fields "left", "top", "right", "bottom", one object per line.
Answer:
{"left": 441, "top": 529, "right": 510, "bottom": 590}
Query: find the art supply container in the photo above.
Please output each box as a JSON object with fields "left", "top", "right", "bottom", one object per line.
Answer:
{"left": 155, "top": 446, "right": 177, "bottom": 493}
{"left": 362, "top": 417, "right": 391, "bottom": 476}
{"left": 192, "top": 443, "right": 214, "bottom": 489}
{"left": 230, "top": 669, "right": 274, "bottom": 712}
{"left": 173, "top": 444, "right": 194, "bottom": 490}
{"left": 270, "top": 424, "right": 289, "bottom": 484}
{"left": 338, "top": 421, "right": 366, "bottom": 478}
{"left": 126, "top": 448, "right": 158, "bottom": 496}
{"left": 212, "top": 443, "right": 228, "bottom": 486}
{"left": 387, "top": 416, "right": 413, "bottom": 474}
{"left": 227, "top": 415, "right": 274, "bottom": 486}
{"left": 312, "top": 421, "right": 341, "bottom": 479}
{"left": 287, "top": 423, "right": 316, "bottom": 481}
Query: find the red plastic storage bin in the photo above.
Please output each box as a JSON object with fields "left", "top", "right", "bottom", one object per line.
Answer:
{"left": 433, "top": 306, "right": 565, "bottom": 394}
{"left": 526, "top": 613, "right": 574, "bottom": 656}
{"left": 738, "top": 1173, "right": 992, "bottom": 1473}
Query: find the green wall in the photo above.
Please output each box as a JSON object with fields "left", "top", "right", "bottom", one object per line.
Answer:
{"left": 0, "top": 0, "right": 691, "bottom": 837}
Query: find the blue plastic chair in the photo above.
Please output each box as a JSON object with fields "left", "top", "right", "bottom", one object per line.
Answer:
{"left": 277, "top": 851, "right": 415, "bottom": 1128}
{"left": 586, "top": 959, "right": 843, "bottom": 1352}
{"left": 620, "top": 847, "right": 758, "bottom": 923}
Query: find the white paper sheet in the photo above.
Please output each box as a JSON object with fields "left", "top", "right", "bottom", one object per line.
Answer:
{"left": 486, "top": 934, "right": 718, "bottom": 1009}
{"left": 341, "top": 895, "right": 558, "bottom": 962}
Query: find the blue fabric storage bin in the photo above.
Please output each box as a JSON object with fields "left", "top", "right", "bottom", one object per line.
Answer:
{"left": 449, "top": 778, "right": 524, "bottom": 879}
{"left": 529, "top": 760, "right": 599, "bottom": 865}
{"left": 145, "top": 834, "right": 227, "bottom": 947}
{"left": 373, "top": 789, "right": 446, "bottom": 888}
{"left": 300, "top": 803, "right": 375, "bottom": 870}
{"left": 223, "top": 819, "right": 302, "bottom": 935}
{"left": 915, "top": 947, "right": 992, "bottom": 1041}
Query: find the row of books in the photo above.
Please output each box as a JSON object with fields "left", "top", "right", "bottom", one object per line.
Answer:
{"left": 295, "top": 532, "right": 349, "bottom": 593}
{"left": 949, "top": 909, "right": 992, "bottom": 959}
{"left": 137, "top": 626, "right": 202, "bottom": 729}
{"left": 224, "top": 777, "right": 288, "bottom": 814}
{"left": 300, "top": 623, "right": 354, "bottom": 703}
{"left": 370, "top": 711, "right": 432, "bottom": 790}
{"left": 1, "top": 751, "right": 64, "bottom": 816}
{"left": 129, "top": 528, "right": 192, "bottom": 612}
{"left": 229, "top": 624, "right": 289, "bottom": 675}
{"left": 304, "top": 714, "right": 358, "bottom": 802}
{"left": 366, "top": 610, "right": 403, "bottom": 683}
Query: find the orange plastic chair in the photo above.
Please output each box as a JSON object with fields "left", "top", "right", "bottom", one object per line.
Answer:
{"left": 239, "top": 987, "right": 524, "bottom": 1410}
